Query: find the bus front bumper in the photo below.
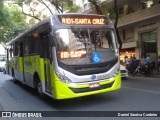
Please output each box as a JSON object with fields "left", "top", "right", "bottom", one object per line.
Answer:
{"left": 53, "top": 73, "right": 121, "bottom": 99}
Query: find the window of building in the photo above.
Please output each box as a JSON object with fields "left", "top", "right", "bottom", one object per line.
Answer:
{"left": 122, "top": 28, "right": 134, "bottom": 42}
{"left": 141, "top": 30, "right": 157, "bottom": 63}
{"left": 122, "top": 30, "right": 126, "bottom": 41}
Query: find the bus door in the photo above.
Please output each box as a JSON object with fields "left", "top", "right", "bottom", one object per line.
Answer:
{"left": 19, "top": 41, "right": 25, "bottom": 83}
{"left": 41, "top": 32, "right": 52, "bottom": 93}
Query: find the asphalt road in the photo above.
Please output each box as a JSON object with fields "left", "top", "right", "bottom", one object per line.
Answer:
{"left": 0, "top": 72, "right": 160, "bottom": 120}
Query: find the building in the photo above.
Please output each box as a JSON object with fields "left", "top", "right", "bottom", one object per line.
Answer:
{"left": 117, "top": 0, "right": 160, "bottom": 66}
{"left": 78, "top": 0, "right": 160, "bottom": 66}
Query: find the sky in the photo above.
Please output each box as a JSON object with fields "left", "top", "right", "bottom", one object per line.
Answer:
{"left": 0, "top": 44, "right": 5, "bottom": 55}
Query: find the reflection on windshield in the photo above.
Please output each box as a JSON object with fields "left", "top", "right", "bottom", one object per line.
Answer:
{"left": 55, "top": 28, "right": 118, "bottom": 65}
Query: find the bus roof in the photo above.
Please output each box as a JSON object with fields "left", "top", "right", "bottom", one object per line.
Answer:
{"left": 7, "top": 13, "right": 111, "bottom": 45}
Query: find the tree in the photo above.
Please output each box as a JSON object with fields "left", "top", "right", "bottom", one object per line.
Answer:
{"left": 88, "top": 0, "right": 103, "bottom": 14}
{"left": 114, "top": 0, "right": 122, "bottom": 51}
{"left": 88, "top": 0, "right": 122, "bottom": 51}
{"left": 12, "top": 0, "right": 80, "bottom": 26}
{"left": 0, "top": 3, "right": 28, "bottom": 43}
{"left": 48, "top": 0, "right": 80, "bottom": 13}
{"left": 13, "top": 0, "right": 43, "bottom": 22}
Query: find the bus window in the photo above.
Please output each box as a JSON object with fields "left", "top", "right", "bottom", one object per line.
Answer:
{"left": 9, "top": 45, "right": 13, "bottom": 57}
{"left": 40, "top": 32, "right": 50, "bottom": 59}
{"left": 19, "top": 41, "right": 24, "bottom": 57}
{"left": 55, "top": 28, "right": 118, "bottom": 65}
{"left": 24, "top": 36, "right": 30, "bottom": 55}
{"left": 30, "top": 31, "right": 39, "bottom": 54}
{"left": 14, "top": 41, "right": 19, "bottom": 56}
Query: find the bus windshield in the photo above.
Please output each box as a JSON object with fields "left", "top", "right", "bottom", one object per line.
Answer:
{"left": 55, "top": 27, "right": 118, "bottom": 65}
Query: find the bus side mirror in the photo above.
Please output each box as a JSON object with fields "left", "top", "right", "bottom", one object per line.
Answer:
{"left": 48, "top": 32, "right": 55, "bottom": 47}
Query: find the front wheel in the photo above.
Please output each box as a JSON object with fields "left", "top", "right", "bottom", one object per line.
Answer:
{"left": 37, "top": 81, "right": 45, "bottom": 98}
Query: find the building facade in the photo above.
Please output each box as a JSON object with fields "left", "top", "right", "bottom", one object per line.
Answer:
{"left": 117, "top": 0, "right": 160, "bottom": 66}
{"left": 79, "top": 0, "right": 160, "bottom": 66}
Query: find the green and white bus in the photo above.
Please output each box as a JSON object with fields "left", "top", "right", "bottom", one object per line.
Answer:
{"left": 6, "top": 14, "right": 121, "bottom": 99}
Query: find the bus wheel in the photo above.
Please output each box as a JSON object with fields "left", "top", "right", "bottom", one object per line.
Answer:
{"left": 37, "top": 81, "right": 44, "bottom": 98}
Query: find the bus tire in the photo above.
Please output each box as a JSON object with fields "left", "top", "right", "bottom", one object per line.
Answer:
{"left": 34, "top": 75, "right": 44, "bottom": 98}
{"left": 37, "top": 81, "right": 44, "bottom": 97}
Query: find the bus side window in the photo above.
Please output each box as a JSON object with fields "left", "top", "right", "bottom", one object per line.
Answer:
{"left": 39, "top": 32, "right": 50, "bottom": 59}
{"left": 38, "top": 23, "right": 51, "bottom": 58}
{"left": 9, "top": 48, "right": 13, "bottom": 57}
{"left": 29, "top": 30, "right": 39, "bottom": 54}
{"left": 19, "top": 41, "right": 24, "bottom": 57}
{"left": 14, "top": 41, "right": 19, "bottom": 56}
{"left": 24, "top": 35, "right": 30, "bottom": 55}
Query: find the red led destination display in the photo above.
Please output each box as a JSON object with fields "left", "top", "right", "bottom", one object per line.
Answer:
{"left": 60, "top": 50, "right": 87, "bottom": 59}
{"left": 58, "top": 15, "right": 107, "bottom": 25}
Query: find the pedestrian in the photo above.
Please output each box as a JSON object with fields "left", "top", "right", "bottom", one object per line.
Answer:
{"left": 145, "top": 55, "right": 150, "bottom": 64}
{"left": 141, "top": 56, "right": 146, "bottom": 65}
{"left": 129, "top": 55, "right": 133, "bottom": 64}
{"left": 124, "top": 55, "right": 129, "bottom": 65}
{"left": 132, "top": 55, "right": 136, "bottom": 60}
{"left": 130, "top": 54, "right": 137, "bottom": 73}
{"left": 158, "top": 56, "right": 160, "bottom": 65}
{"left": 158, "top": 56, "right": 160, "bottom": 74}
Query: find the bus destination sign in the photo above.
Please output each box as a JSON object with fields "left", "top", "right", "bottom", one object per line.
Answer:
{"left": 59, "top": 16, "right": 107, "bottom": 25}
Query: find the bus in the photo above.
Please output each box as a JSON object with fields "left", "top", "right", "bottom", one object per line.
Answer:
{"left": 6, "top": 14, "right": 121, "bottom": 99}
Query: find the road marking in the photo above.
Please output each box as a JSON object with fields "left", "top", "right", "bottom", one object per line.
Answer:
{"left": 122, "top": 86, "right": 160, "bottom": 94}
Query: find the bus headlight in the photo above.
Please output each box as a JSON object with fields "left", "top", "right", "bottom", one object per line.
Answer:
{"left": 116, "top": 68, "right": 120, "bottom": 74}
{"left": 113, "top": 68, "right": 120, "bottom": 77}
{"left": 56, "top": 72, "right": 72, "bottom": 84}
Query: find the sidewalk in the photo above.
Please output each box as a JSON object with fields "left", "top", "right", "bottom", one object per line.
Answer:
{"left": 128, "top": 68, "right": 160, "bottom": 78}
{"left": 150, "top": 68, "right": 160, "bottom": 78}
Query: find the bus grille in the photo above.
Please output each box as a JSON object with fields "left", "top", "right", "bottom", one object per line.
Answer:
{"left": 69, "top": 81, "right": 114, "bottom": 93}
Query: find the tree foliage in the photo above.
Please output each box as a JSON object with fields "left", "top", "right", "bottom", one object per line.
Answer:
{"left": 88, "top": 0, "right": 122, "bottom": 50}
{"left": 88, "top": 0, "right": 103, "bottom": 14}
{"left": 11, "top": 0, "right": 80, "bottom": 25}
{"left": 0, "top": 3, "right": 28, "bottom": 43}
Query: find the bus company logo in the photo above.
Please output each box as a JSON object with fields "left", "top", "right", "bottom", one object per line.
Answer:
{"left": 91, "top": 75, "right": 96, "bottom": 80}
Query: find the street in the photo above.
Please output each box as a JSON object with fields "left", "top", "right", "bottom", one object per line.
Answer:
{"left": 0, "top": 72, "right": 160, "bottom": 120}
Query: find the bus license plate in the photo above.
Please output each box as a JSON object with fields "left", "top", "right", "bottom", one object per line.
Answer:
{"left": 89, "top": 83, "right": 99, "bottom": 88}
